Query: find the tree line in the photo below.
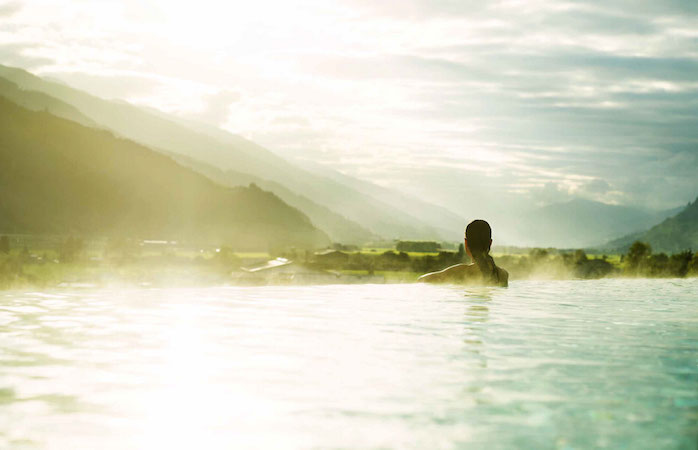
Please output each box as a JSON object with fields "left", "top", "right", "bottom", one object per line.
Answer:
{"left": 1, "top": 235, "right": 697, "bottom": 289}
{"left": 303, "top": 240, "right": 698, "bottom": 279}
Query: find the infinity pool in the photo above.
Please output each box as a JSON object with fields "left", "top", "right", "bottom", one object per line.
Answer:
{"left": 1, "top": 279, "right": 697, "bottom": 449}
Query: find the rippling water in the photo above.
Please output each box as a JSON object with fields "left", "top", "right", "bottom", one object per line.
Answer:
{"left": 1, "top": 279, "right": 697, "bottom": 449}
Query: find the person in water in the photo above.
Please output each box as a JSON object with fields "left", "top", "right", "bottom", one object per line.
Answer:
{"left": 418, "top": 219, "right": 508, "bottom": 286}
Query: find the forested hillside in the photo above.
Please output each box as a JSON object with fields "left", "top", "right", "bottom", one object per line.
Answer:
{"left": 0, "top": 64, "right": 446, "bottom": 241}
{"left": 606, "top": 198, "right": 698, "bottom": 253}
{"left": 0, "top": 97, "right": 329, "bottom": 249}
{"left": 169, "top": 152, "right": 378, "bottom": 244}
{"left": 0, "top": 77, "right": 94, "bottom": 127}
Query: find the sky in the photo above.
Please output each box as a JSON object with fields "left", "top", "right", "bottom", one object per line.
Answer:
{"left": 1, "top": 0, "right": 697, "bottom": 221}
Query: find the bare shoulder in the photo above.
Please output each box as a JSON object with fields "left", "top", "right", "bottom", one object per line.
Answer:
{"left": 497, "top": 267, "right": 509, "bottom": 287}
{"left": 418, "top": 263, "right": 476, "bottom": 283}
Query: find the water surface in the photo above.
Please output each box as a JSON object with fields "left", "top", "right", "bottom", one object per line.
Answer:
{"left": 1, "top": 279, "right": 697, "bottom": 449}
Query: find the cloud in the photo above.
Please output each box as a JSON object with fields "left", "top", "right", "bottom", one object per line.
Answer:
{"left": 196, "top": 89, "right": 241, "bottom": 125}
{"left": 0, "top": 0, "right": 695, "bottom": 218}
{"left": 0, "top": 43, "right": 52, "bottom": 68}
{"left": 573, "top": 178, "right": 611, "bottom": 196}
{"left": 537, "top": 181, "right": 573, "bottom": 204}
{"left": 37, "top": 70, "right": 163, "bottom": 99}
{"left": 270, "top": 115, "right": 311, "bottom": 127}
{"left": 346, "top": 0, "right": 698, "bottom": 20}
{"left": 0, "top": 1, "right": 21, "bottom": 17}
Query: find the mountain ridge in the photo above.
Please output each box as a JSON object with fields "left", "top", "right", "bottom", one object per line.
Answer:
{"left": 168, "top": 152, "right": 378, "bottom": 244}
{"left": 0, "top": 64, "right": 450, "bottom": 242}
{"left": 507, "top": 197, "right": 682, "bottom": 248}
{"left": 0, "top": 96, "right": 329, "bottom": 249}
{"left": 603, "top": 197, "right": 698, "bottom": 253}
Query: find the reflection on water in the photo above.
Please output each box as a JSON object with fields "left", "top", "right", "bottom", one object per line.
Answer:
{"left": 463, "top": 290, "right": 491, "bottom": 370}
{"left": 1, "top": 280, "right": 697, "bottom": 449}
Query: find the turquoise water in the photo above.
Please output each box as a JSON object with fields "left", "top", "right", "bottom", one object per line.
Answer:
{"left": 1, "top": 279, "right": 697, "bottom": 449}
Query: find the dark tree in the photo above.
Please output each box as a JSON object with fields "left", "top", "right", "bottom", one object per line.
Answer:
{"left": 668, "top": 250, "right": 693, "bottom": 277}
{"left": 626, "top": 241, "right": 651, "bottom": 271}
{"left": 574, "top": 249, "right": 587, "bottom": 263}
{"left": 396, "top": 241, "right": 441, "bottom": 253}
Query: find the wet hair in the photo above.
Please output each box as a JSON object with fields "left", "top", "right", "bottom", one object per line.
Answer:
{"left": 465, "top": 219, "right": 499, "bottom": 284}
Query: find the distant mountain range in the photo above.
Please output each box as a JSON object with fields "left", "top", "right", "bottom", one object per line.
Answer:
{"left": 0, "top": 64, "right": 460, "bottom": 242}
{"left": 0, "top": 76, "right": 95, "bottom": 126}
{"left": 0, "top": 63, "right": 691, "bottom": 250}
{"left": 0, "top": 97, "right": 328, "bottom": 249}
{"left": 603, "top": 197, "right": 698, "bottom": 253}
{"left": 504, "top": 198, "right": 682, "bottom": 249}
{"left": 297, "top": 160, "right": 467, "bottom": 240}
{"left": 167, "top": 152, "right": 378, "bottom": 244}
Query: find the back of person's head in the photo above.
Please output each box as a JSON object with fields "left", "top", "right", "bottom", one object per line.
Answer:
{"left": 465, "top": 219, "right": 492, "bottom": 254}
{"left": 465, "top": 219, "right": 499, "bottom": 284}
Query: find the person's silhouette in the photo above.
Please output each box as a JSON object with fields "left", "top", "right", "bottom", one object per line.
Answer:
{"left": 418, "top": 220, "right": 508, "bottom": 286}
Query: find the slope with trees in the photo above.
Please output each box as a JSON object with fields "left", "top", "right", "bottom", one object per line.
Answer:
{"left": 0, "top": 64, "right": 447, "bottom": 241}
{"left": 605, "top": 197, "right": 698, "bottom": 253}
{"left": 168, "top": 153, "right": 378, "bottom": 244}
{"left": 0, "top": 77, "right": 95, "bottom": 127}
{"left": 0, "top": 97, "right": 328, "bottom": 250}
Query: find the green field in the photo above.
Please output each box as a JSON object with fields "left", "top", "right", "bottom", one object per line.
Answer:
{"left": 355, "top": 247, "right": 443, "bottom": 257}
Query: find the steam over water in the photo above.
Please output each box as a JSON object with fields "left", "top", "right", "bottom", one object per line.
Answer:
{"left": 1, "top": 280, "right": 697, "bottom": 449}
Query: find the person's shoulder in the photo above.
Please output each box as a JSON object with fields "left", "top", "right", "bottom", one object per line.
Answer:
{"left": 445, "top": 263, "right": 472, "bottom": 273}
{"left": 497, "top": 267, "right": 509, "bottom": 287}
{"left": 443, "top": 263, "right": 478, "bottom": 278}
{"left": 418, "top": 263, "right": 473, "bottom": 283}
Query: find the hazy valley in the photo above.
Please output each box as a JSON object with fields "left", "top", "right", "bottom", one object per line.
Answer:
{"left": 0, "top": 64, "right": 695, "bottom": 257}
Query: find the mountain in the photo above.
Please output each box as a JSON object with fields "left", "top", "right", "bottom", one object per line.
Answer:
{"left": 166, "top": 116, "right": 467, "bottom": 239}
{"left": 297, "top": 160, "right": 468, "bottom": 239}
{"left": 168, "top": 153, "right": 378, "bottom": 244}
{"left": 0, "top": 77, "right": 94, "bottom": 126}
{"left": 0, "top": 71, "right": 374, "bottom": 244}
{"left": 604, "top": 197, "right": 698, "bottom": 253}
{"left": 507, "top": 198, "right": 681, "bottom": 249}
{"left": 0, "top": 64, "right": 448, "bottom": 242}
{"left": 0, "top": 97, "right": 329, "bottom": 250}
